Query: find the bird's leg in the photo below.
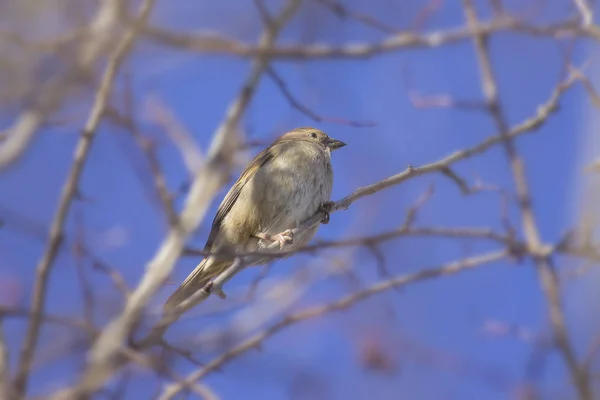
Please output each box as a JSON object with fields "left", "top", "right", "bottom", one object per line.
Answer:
{"left": 254, "top": 229, "right": 294, "bottom": 249}
{"left": 319, "top": 201, "right": 335, "bottom": 224}
{"left": 204, "top": 281, "right": 227, "bottom": 299}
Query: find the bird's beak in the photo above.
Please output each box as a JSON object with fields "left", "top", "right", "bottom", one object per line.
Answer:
{"left": 325, "top": 137, "right": 347, "bottom": 150}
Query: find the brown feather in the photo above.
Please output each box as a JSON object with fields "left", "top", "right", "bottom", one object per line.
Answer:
{"left": 164, "top": 127, "right": 341, "bottom": 311}
{"left": 204, "top": 147, "right": 274, "bottom": 249}
{"left": 164, "top": 258, "right": 231, "bottom": 310}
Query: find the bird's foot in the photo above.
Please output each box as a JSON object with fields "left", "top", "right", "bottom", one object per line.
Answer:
{"left": 255, "top": 229, "right": 294, "bottom": 249}
{"left": 319, "top": 201, "right": 335, "bottom": 224}
{"left": 204, "top": 281, "right": 227, "bottom": 299}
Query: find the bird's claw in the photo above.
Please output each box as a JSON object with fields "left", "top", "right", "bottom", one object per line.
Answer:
{"left": 204, "top": 281, "right": 227, "bottom": 299}
{"left": 255, "top": 229, "right": 294, "bottom": 249}
{"left": 273, "top": 229, "right": 294, "bottom": 249}
{"left": 319, "top": 201, "right": 335, "bottom": 224}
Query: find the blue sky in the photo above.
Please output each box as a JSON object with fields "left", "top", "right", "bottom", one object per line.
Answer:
{"left": 1, "top": 0, "right": 599, "bottom": 398}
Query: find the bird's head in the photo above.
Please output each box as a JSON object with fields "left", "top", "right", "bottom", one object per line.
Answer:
{"left": 278, "top": 127, "right": 346, "bottom": 152}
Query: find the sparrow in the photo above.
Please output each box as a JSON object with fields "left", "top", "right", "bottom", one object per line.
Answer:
{"left": 164, "top": 127, "right": 346, "bottom": 310}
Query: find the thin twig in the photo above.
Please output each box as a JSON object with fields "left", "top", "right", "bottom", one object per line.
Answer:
{"left": 12, "top": 0, "right": 157, "bottom": 396}
{"left": 266, "top": 66, "right": 376, "bottom": 127}
{"left": 115, "top": 91, "right": 180, "bottom": 228}
{"left": 143, "top": 96, "right": 204, "bottom": 174}
{"left": 147, "top": 70, "right": 576, "bottom": 340}
{"left": 73, "top": 211, "right": 96, "bottom": 335}
{"left": 184, "top": 226, "right": 513, "bottom": 259}
{"left": 50, "top": 2, "right": 303, "bottom": 398}
{"left": 463, "top": 1, "right": 592, "bottom": 398}
{"left": 159, "top": 250, "right": 508, "bottom": 399}
{"left": 0, "top": 307, "right": 93, "bottom": 333}
{"left": 314, "top": 0, "right": 399, "bottom": 33}
{"left": 143, "top": 17, "right": 600, "bottom": 59}
{"left": 0, "top": 0, "right": 122, "bottom": 170}
{"left": 0, "top": 321, "right": 11, "bottom": 400}
{"left": 573, "top": 0, "right": 593, "bottom": 27}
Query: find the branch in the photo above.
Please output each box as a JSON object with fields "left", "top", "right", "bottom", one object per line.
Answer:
{"left": 147, "top": 70, "right": 576, "bottom": 341}
{"left": 144, "top": 18, "right": 510, "bottom": 59}
{"left": 143, "top": 16, "right": 600, "bottom": 59}
{"left": 49, "top": 2, "right": 303, "bottom": 398}
{"left": 0, "top": 321, "right": 11, "bottom": 400}
{"left": 159, "top": 250, "right": 508, "bottom": 399}
{"left": 183, "top": 226, "right": 513, "bottom": 259}
{"left": 0, "top": 307, "right": 92, "bottom": 333}
{"left": 0, "top": 0, "right": 122, "bottom": 170}
{"left": 12, "top": 0, "right": 156, "bottom": 396}
{"left": 463, "top": 1, "right": 592, "bottom": 398}
{"left": 329, "top": 73, "right": 574, "bottom": 213}
{"left": 108, "top": 106, "right": 180, "bottom": 228}
{"left": 266, "top": 66, "right": 376, "bottom": 127}
{"left": 573, "top": 0, "right": 593, "bottom": 27}
{"left": 143, "top": 96, "right": 204, "bottom": 174}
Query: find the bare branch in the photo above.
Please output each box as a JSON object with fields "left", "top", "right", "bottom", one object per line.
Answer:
{"left": 143, "top": 96, "right": 204, "bottom": 174}
{"left": 330, "top": 75, "right": 574, "bottom": 213}
{"left": 463, "top": 1, "right": 593, "bottom": 398}
{"left": 143, "top": 16, "right": 600, "bottom": 59}
{"left": 0, "top": 321, "right": 11, "bottom": 400}
{"left": 49, "top": 2, "right": 303, "bottom": 398}
{"left": 159, "top": 250, "right": 508, "bottom": 399}
{"left": 12, "top": 0, "right": 157, "bottom": 395}
{"left": 0, "top": 0, "right": 122, "bottom": 170}
{"left": 0, "top": 307, "right": 92, "bottom": 333}
{"left": 143, "top": 18, "right": 512, "bottom": 58}
{"left": 3, "top": 2, "right": 598, "bottom": 397}
{"left": 266, "top": 66, "right": 376, "bottom": 127}
{"left": 314, "top": 0, "right": 400, "bottom": 33}
{"left": 573, "top": 0, "right": 594, "bottom": 27}
{"left": 145, "top": 70, "right": 576, "bottom": 342}
{"left": 107, "top": 105, "right": 180, "bottom": 228}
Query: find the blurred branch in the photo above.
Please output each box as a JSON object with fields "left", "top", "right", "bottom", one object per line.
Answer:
{"left": 183, "top": 226, "right": 514, "bottom": 259}
{"left": 143, "top": 15, "right": 600, "bottom": 59}
{"left": 130, "top": 125, "right": 180, "bottom": 228}
{"left": 12, "top": 0, "right": 157, "bottom": 396}
{"left": 585, "top": 159, "right": 600, "bottom": 172}
{"left": 146, "top": 68, "right": 576, "bottom": 342}
{"left": 266, "top": 66, "right": 376, "bottom": 127}
{"left": 480, "top": 319, "right": 544, "bottom": 345}
{"left": 408, "top": 90, "right": 487, "bottom": 111}
{"left": 87, "top": 251, "right": 131, "bottom": 299}
{"left": 328, "top": 74, "right": 574, "bottom": 214}
{"left": 159, "top": 250, "right": 508, "bottom": 399}
{"left": 143, "top": 96, "right": 204, "bottom": 174}
{"left": 49, "top": 2, "right": 303, "bottom": 398}
{"left": 0, "top": 307, "right": 92, "bottom": 333}
{"left": 573, "top": 0, "right": 593, "bottom": 27}
{"left": 144, "top": 17, "right": 511, "bottom": 58}
{"left": 0, "top": 322, "right": 11, "bottom": 400}
{"left": 0, "top": 0, "right": 123, "bottom": 170}
{"left": 314, "top": 0, "right": 400, "bottom": 33}
{"left": 3, "top": 1, "right": 597, "bottom": 397}
{"left": 0, "top": 29, "right": 86, "bottom": 52}
{"left": 73, "top": 211, "right": 96, "bottom": 336}
{"left": 107, "top": 101, "right": 180, "bottom": 228}
{"left": 463, "top": 1, "right": 593, "bottom": 399}
{"left": 125, "top": 79, "right": 181, "bottom": 227}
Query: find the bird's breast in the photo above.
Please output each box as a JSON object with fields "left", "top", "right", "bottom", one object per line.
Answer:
{"left": 253, "top": 145, "right": 333, "bottom": 234}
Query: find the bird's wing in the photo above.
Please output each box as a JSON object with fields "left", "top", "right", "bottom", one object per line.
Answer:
{"left": 204, "top": 146, "right": 275, "bottom": 249}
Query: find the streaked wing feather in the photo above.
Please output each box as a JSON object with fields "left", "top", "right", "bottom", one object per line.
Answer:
{"left": 204, "top": 146, "right": 274, "bottom": 249}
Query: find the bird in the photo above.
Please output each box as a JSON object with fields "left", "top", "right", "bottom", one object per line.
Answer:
{"left": 164, "top": 127, "right": 346, "bottom": 310}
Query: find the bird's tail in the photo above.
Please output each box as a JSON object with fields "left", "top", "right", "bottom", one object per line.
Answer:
{"left": 164, "top": 257, "right": 229, "bottom": 311}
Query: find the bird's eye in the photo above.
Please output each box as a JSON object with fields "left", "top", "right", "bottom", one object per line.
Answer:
{"left": 309, "top": 132, "right": 318, "bottom": 138}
